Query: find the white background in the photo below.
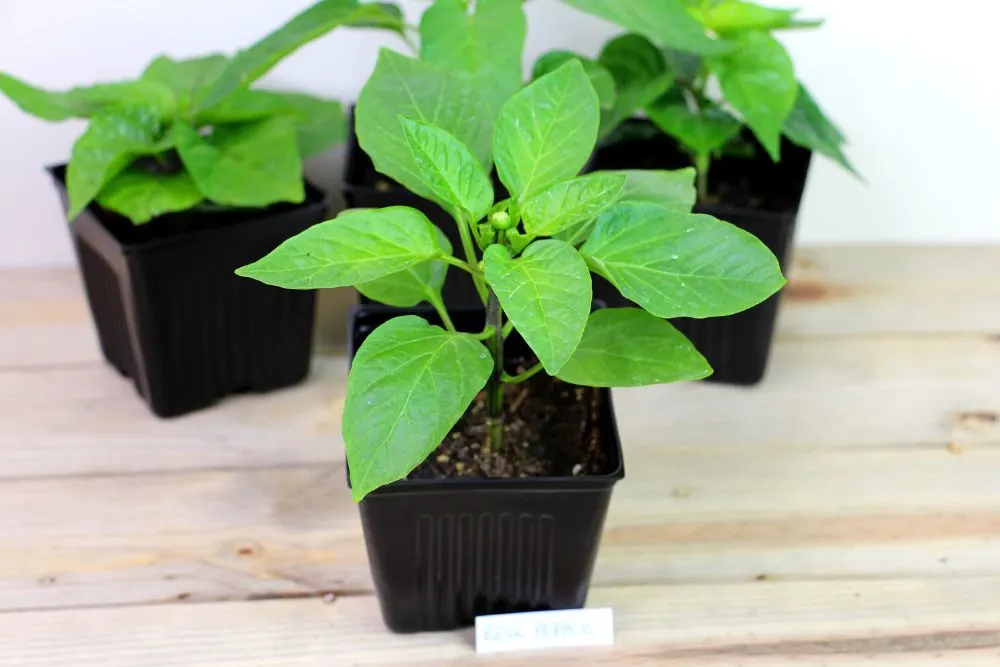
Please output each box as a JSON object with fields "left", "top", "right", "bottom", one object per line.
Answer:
{"left": 0, "top": 0, "right": 996, "bottom": 267}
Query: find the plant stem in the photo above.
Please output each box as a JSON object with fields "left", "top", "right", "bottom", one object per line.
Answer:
{"left": 501, "top": 319, "right": 515, "bottom": 338}
{"left": 439, "top": 253, "right": 482, "bottom": 276}
{"left": 454, "top": 210, "right": 489, "bottom": 304}
{"left": 428, "top": 293, "right": 455, "bottom": 332}
{"left": 502, "top": 362, "right": 542, "bottom": 385}
{"left": 483, "top": 290, "right": 505, "bottom": 453}
{"left": 694, "top": 152, "right": 710, "bottom": 202}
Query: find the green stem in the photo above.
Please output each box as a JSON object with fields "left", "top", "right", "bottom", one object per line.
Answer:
{"left": 694, "top": 152, "right": 710, "bottom": 202}
{"left": 400, "top": 25, "right": 420, "bottom": 56}
{"left": 484, "top": 290, "right": 505, "bottom": 453}
{"left": 502, "top": 319, "right": 515, "bottom": 339}
{"left": 472, "top": 326, "right": 496, "bottom": 341}
{"left": 439, "top": 253, "right": 481, "bottom": 276}
{"left": 428, "top": 293, "right": 455, "bottom": 332}
{"left": 454, "top": 210, "right": 489, "bottom": 304}
{"left": 502, "top": 363, "right": 543, "bottom": 385}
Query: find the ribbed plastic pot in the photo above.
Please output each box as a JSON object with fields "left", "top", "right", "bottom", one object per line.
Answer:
{"left": 49, "top": 165, "right": 331, "bottom": 418}
{"left": 588, "top": 120, "right": 813, "bottom": 385}
{"left": 348, "top": 305, "right": 626, "bottom": 633}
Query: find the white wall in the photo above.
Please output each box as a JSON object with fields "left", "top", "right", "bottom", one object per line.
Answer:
{"left": 0, "top": 0, "right": 995, "bottom": 267}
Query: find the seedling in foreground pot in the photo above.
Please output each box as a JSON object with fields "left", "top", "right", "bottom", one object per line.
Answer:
{"left": 541, "top": 0, "right": 859, "bottom": 200}
{"left": 0, "top": 0, "right": 403, "bottom": 224}
{"left": 238, "top": 56, "right": 787, "bottom": 501}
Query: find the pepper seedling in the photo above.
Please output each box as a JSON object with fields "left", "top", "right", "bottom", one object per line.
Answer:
{"left": 539, "top": 0, "right": 858, "bottom": 200}
{"left": 238, "top": 53, "right": 786, "bottom": 501}
{"left": 0, "top": 0, "right": 403, "bottom": 224}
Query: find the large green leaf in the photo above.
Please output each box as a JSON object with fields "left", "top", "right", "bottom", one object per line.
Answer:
{"left": 0, "top": 74, "right": 174, "bottom": 122}
{"left": 484, "top": 240, "right": 591, "bottom": 374}
{"left": 493, "top": 59, "right": 599, "bottom": 199}
{"left": 580, "top": 202, "right": 785, "bottom": 318}
{"left": 646, "top": 102, "right": 743, "bottom": 155}
{"left": 345, "top": 316, "right": 492, "bottom": 501}
{"left": 237, "top": 206, "right": 442, "bottom": 289}
{"left": 356, "top": 49, "right": 494, "bottom": 201}
{"left": 557, "top": 308, "right": 711, "bottom": 387}
{"left": 400, "top": 116, "right": 494, "bottom": 220}
{"left": 689, "top": 1, "right": 823, "bottom": 34}
{"left": 596, "top": 34, "right": 676, "bottom": 138}
{"left": 562, "top": 0, "right": 728, "bottom": 55}
{"left": 141, "top": 54, "right": 228, "bottom": 117}
{"left": 615, "top": 169, "right": 697, "bottom": 212}
{"left": 96, "top": 168, "right": 203, "bottom": 224}
{"left": 783, "top": 84, "right": 857, "bottom": 176}
{"left": 553, "top": 170, "right": 695, "bottom": 247}
{"left": 197, "top": 90, "right": 347, "bottom": 158}
{"left": 710, "top": 30, "right": 796, "bottom": 160}
{"left": 66, "top": 105, "right": 169, "bottom": 218}
{"left": 195, "top": 0, "right": 401, "bottom": 112}
{"left": 174, "top": 117, "right": 304, "bottom": 207}
{"left": 520, "top": 172, "right": 626, "bottom": 236}
{"left": 533, "top": 51, "right": 617, "bottom": 111}
{"left": 420, "top": 0, "right": 526, "bottom": 117}
{"left": 357, "top": 228, "right": 452, "bottom": 307}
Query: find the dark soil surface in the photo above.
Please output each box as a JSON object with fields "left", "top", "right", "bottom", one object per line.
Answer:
{"left": 410, "top": 368, "right": 609, "bottom": 480}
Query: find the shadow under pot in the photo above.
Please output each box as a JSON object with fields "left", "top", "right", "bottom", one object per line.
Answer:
{"left": 348, "top": 305, "right": 625, "bottom": 633}
{"left": 588, "top": 120, "right": 813, "bottom": 385}
{"left": 49, "top": 165, "right": 331, "bottom": 418}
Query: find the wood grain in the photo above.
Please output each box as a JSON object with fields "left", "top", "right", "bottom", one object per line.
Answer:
{"left": 1, "top": 578, "right": 998, "bottom": 666}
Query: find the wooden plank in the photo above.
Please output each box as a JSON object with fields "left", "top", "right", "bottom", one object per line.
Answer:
{"left": 783, "top": 246, "right": 1000, "bottom": 338}
{"left": 1, "top": 444, "right": 999, "bottom": 612}
{"left": 1, "top": 335, "right": 996, "bottom": 479}
{"left": 1, "top": 579, "right": 999, "bottom": 666}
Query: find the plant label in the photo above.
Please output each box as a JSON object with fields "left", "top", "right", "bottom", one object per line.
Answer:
{"left": 475, "top": 607, "right": 614, "bottom": 654}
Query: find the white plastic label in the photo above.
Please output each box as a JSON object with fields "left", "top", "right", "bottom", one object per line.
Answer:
{"left": 475, "top": 608, "right": 615, "bottom": 654}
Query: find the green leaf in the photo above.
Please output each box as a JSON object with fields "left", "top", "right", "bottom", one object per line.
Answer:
{"left": 141, "top": 54, "right": 228, "bottom": 116}
{"left": 783, "top": 84, "right": 858, "bottom": 176}
{"left": 580, "top": 202, "right": 785, "bottom": 318}
{"left": 420, "top": 0, "right": 526, "bottom": 117}
{"left": 689, "top": 1, "right": 823, "bottom": 34}
{"left": 596, "top": 34, "right": 676, "bottom": 138}
{"left": 646, "top": 102, "right": 742, "bottom": 155}
{"left": 494, "top": 59, "right": 600, "bottom": 199}
{"left": 96, "top": 168, "right": 203, "bottom": 224}
{"left": 533, "top": 51, "right": 617, "bottom": 111}
{"left": 710, "top": 30, "right": 796, "bottom": 160}
{"left": 484, "top": 240, "right": 591, "bottom": 374}
{"left": 400, "top": 116, "right": 494, "bottom": 220}
{"left": 562, "top": 0, "right": 728, "bottom": 55}
{"left": 521, "top": 173, "right": 626, "bottom": 236}
{"left": 0, "top": 73, "right": 175, "bottom": 122}
{"left": 357, "top": 227, "right": 452, "bottom": 307}
{"left": 557, "top": 308, "right": 711, "bottom": 387}
{"left": 554, "top": 168, "right": 694, "bottom": 246}
{"left": 345, "top": 316, "right": 492, "bottom": 501}
{"left": 348, "top": 2, "right": 405, "bottom": 29}
{"left": 66, "top": 105, "right": 169, "bottom": 218}
{"left": 237, "top": 206, "right": 442, "bottom": 289}
{"left": 174, "top": 117, "right": 304, "bottom": 207}
{"left": 197, "top": 90, "right": 347, "bottom": 158}
{"left": 614, "top": 169, "right": 697, "bottom": 212}
{"left": 356, "top": 49, "right": 494, "bottom": 202}
{"left": 195, "top": 0, "right": 398, "bottom": 112}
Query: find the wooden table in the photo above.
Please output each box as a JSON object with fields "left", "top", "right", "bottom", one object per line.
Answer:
{"left": 1, "top": 247, "right": 999, "bottom": 666}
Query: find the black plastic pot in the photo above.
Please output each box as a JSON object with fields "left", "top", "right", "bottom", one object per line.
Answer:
{"left": 50, "top": 165, "right": 331, "bottom": 418}
{"left": 589, "top": 120, "right": 812, "bottom": 385}
{"left": 349, "top": 305, "right": 625, "bottom": 633}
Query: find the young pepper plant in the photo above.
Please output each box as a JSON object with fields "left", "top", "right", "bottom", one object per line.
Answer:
{"left": 0, "top": 0, "right": 403, "bottom": 224}
{"left": 544, "top": 0, "right": 858, "bottom": 200}
{"left": 237, "top": 56, "right": 786, "bottom": 502}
